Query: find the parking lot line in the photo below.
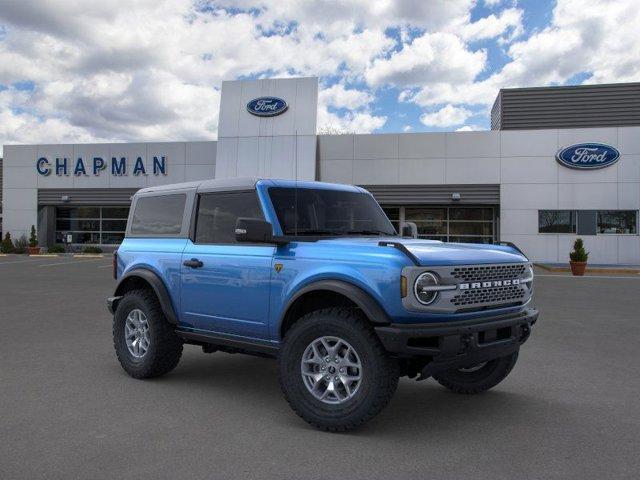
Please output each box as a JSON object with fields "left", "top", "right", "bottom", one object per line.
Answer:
{"left": 0, "top": 257, "right": 55, "bottom": 265}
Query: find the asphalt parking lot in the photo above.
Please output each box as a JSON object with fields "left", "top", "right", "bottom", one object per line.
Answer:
{"left": 1, "top": 256, "right": 639, "bottom": 479}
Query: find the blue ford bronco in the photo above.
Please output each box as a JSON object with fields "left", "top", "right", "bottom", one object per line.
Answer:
{"left": 108, "top": 178, "right": 537, "bottom": 431}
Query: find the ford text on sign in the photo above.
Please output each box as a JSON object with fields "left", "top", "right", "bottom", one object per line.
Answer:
{"left": 556, "top": 143, "right": 620, "bottom": 170}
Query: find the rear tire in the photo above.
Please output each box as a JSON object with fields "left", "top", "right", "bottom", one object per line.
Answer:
{"left": 279, "top": 308, "right": 399, "bottom": 432}
{"left": 113, "top": 289, "right": 183, "bottom": 379}
{"left": 433, "top": 350, "right": 519, "bottom": 394}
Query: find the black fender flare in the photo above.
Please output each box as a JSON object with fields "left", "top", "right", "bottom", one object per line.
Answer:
{"left": 113, "top": 268, "right": 178, "bottom": 324}
{"left": 280, "top": 279, "right": 391, "bottom": 334}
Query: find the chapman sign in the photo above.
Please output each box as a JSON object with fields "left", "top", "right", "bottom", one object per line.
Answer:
{"left": 246, "top": 97, "right": 288, "bottom": 117}
{"left": 36, "top": 156, "right": 168, "bottom": 176}
{"left": 556, "top": 143, "right": 620, "bottom": 170}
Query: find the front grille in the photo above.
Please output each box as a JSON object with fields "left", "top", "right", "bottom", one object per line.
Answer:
{"left": 451, "top": 264, "right": 526, "bottom": 282}
{"left": 451, "top": 285, "right": 525, "bottom": 307}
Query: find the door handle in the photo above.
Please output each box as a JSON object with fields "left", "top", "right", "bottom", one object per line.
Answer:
{"left": 183, "top": 258, "right": 203, "bottom": 268}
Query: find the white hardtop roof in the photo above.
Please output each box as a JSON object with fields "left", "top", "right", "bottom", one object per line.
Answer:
{"left": 136, "top": 177, "right": 259, "bottom": 195}
{"left": 135, "top": 177, "right": 363, "bottom": 196}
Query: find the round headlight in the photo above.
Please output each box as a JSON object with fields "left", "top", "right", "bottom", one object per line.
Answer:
{"left": 414, "top": 272, "right": 439, "bottom": 305}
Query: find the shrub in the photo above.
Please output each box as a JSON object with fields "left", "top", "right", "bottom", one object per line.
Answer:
{"left": 82, "top": 246, "right": 103, "bottom": 254}
{"left": 48, "top": 244, "right": 66, "bottom": 254}
{"left": 1, "top": 233, "right": 14, "bottom": 253}
{"left": 13, "top": 235, "right": 28, "bottom": 254}
{"left": 29, "top": 225, "right": 38, "bottom": 247}
{"left": 569, "top": 238, "right": 589, "bottom": 262}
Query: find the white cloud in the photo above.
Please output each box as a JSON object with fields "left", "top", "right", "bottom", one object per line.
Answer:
{"left": 456, "top": 124, "right": 484, "bottom": 131}
{"left": 405, "top": 0, "right": 640, "bottom": 109}
{"left": 319, "top": 84, "right": 373, "bottom": 110}
{"left": 0, "top": 0, "right": 639, "bottom": 151}
{"left": 402, "top": 125, "right": 412, "bottom": 132}
{"left": 420, "top": 105, "right": 472, "bottom": 127}
{"left": 317, "top": 107, "right": 387, "bottom": 134}
{"left": 366, "top": 32, "right": 486, "bottom": 87}
{"left": 317, "top": 82, "right": 384, "bottom": 133}
{"left": 458, "top": 7, "right": 523, "bottom": 42}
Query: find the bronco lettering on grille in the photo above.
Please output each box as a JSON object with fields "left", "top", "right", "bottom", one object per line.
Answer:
{"left": 459, "top": 279, "right": 520, "bottom": 290}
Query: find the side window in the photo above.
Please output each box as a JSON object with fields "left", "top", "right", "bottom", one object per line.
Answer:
{"left": 195, "top": 191, "right": 264, "bottom": 244}
{"left": 130, "top": 194, "right": 186, "bottom": 236}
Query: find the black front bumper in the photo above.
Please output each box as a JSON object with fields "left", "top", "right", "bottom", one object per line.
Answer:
{"left": 375, "top": 307, "right": 538, "bottom": 378}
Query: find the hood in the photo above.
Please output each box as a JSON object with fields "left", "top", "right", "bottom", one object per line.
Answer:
{"left": 316, "top": 237, "right": 528, "bottom": 266}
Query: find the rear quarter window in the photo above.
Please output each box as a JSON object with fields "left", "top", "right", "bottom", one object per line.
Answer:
{"left": 130, "top": 194, "right": 186, "bottom": 236}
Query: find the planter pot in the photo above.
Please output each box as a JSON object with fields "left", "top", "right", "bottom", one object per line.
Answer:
{"left": 27, "top": 246, "right": 41, "bottom": 255}
{"left": 570, "top": 261, "right": 587, "bottom": 276}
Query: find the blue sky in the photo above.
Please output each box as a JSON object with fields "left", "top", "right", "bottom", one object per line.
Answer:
{"left": 0, "top": 0, "right": 638, "bottom": 150}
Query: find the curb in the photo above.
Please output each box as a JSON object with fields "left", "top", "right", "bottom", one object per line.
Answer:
{"left": 29, "top": 254, "right": 59, "bottom": 257}
{"left": 534, "top": 263, "right": 640, "bottom": 275}
{"left": 73, "top": 254, "right": 104, "bottom": 258}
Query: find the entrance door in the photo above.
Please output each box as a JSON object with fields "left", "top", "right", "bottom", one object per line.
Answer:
{"left": 180, "top": 191, "right": 274, "bottom": 340}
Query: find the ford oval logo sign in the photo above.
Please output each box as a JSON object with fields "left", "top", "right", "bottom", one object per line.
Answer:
{"left": 246, "top": 97, "right": 288, "bottom": 117}
{"left": 556, "top": 143, "right": 620, "bottom": 170}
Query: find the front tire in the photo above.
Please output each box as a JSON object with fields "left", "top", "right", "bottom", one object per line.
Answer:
{"left": 433, "top": 350, "right": 519, "bottom": 394}
{"left": 113, "top": 289, "right": 183, "bottom": 379}
{"left": 279, "top": 308, "right": 399, "bottom": 432}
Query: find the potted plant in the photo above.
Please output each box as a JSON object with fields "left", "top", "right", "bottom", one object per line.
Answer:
{"left": 569, "top": 238, "right": 589, "bottom": 276}
{"left": 28, "top": 225, "right": 40, "bottom": 255}
{"left": 1, "top": 232, "right": 14, "bottom": 254}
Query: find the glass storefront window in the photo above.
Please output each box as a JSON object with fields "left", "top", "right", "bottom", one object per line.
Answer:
{"left": 448, "top": 222, "right": 493, "bottom": 236}
{"left": 56, "top": 219, "right": 100, "bottom": 231}
{"left": 56, "top": 207, "right": 100, "bottom": 219}
{"left": 449, "top": 208, "right": 493, "bottom": 221}
{"left": 538, "top": 210, "right": 576, "bottom": 233}
{"left": 448, "top": 236, "right": 493, "bottom": 244}
{"left": 597, "top": 210, "right": 638, "bottom": 234}
{"left": 55, "top": 206, "right": 130, "bottom": 245}
{"left": 398, "top": 206, "right": 495, "bottom": 243}
{"left": 102, "top": 207, "right": 130, "bottom": 219}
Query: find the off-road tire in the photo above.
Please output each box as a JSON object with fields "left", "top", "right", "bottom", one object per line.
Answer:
{"left": 113, "top": 289, "right": 183, "bottom": 379}
{"left": 279, "top": 307, "right": 399, "bottom": 432}
{"left": 433, "top": 350, "right": 519, "bottom": 394}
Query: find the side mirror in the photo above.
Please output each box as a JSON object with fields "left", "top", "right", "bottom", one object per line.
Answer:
{"left": 235, "top": 218, "right": 274, "bottom": 243}
{"left": 401, "top": 221, "right": 418, "bottom": 238}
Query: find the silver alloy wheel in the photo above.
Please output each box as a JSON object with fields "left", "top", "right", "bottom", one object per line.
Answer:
{"left": 300, "top": 336, "right": 362, "bottom": 405}
{"left": 125, "top": 309, "right": 150, "bottom": 358}
{"left": 458, "top": 362, "right": 488, "bottom": 373}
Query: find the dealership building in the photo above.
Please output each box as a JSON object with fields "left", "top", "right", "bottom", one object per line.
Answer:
{"left": 2, "top": 78, "right": 639, "bottom": 264}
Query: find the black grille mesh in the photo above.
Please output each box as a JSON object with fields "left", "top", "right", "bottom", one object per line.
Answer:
{"left": 451, "top": 285, "right": 525, "bottom": 307}
{"left": 451, "top": 264, "right": 526, "bottom": 282}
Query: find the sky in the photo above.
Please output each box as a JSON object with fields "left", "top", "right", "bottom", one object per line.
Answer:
{"left": 0, "top": 0, "right": 639, "bottom": 155}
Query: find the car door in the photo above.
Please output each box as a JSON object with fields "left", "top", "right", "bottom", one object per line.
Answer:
{"left": 180, "top": 190, "right": 275, "bottom": 340}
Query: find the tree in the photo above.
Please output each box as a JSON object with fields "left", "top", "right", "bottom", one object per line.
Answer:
{"left": 1, "top": 232, "right": 14, "bottom": 253}
{"left": 29, "top": 225, "right": 38, "bottom": 247}
{"left": 317, "top": 124, "right": 355, "bottom": 135}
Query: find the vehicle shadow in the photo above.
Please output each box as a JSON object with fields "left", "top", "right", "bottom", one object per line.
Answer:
{"left": 151, "top": 348, "right": 555, "bottom": 437}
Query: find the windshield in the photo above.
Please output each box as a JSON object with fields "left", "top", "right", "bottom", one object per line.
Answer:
{"left": 268, "top": 187, "right": 397, "bottom": 237}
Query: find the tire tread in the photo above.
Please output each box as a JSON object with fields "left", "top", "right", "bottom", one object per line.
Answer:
{"left": 279, "top": 307, "right": 399, "bottom": 432}
{"left": 113, "top": 289, "right": 183, "bottom": 379}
